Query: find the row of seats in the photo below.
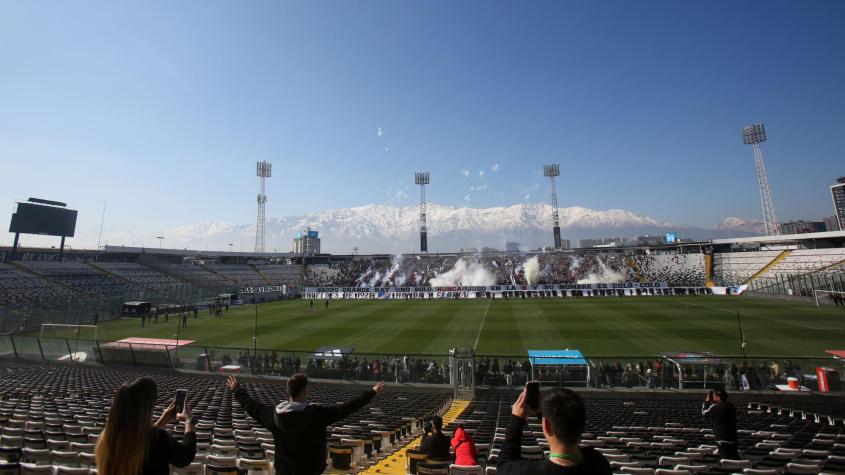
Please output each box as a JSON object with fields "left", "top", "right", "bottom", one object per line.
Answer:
{"left": 444, "top": 393, "right": 845, "bottom": 475}
{"left": 0, "top": 360, "right": 449, "bottom": 475}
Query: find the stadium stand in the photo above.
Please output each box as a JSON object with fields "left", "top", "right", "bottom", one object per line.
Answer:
{"left": 451, "top": 393, "right": 845, "bottom": 474}
{"left": 92, "top": 262, "right": 184, "bottom": 293}
{"left": 633, "top": 252, "right": 706, "bottom": 287}
{"left": 256, "top": 264, "right": 303, "bottom": 288}
{"left": 763, "top": 249, "right": 845, "bottom": 275}
{"left": 166, "top": 263, "right": 237, "bottom": 289}
{"left": 205, "top": 264, "right": 266, "bottom": 288}
{"left": 0, "top": 263, "right": 76, "bottom": 306}
{"left": 1, "top": 358, "right": 843, "bottom": 475}
{"left": 304, "top": 251, "right": 710, "bottom": 288}
{"left": 17, "top": 261, "right": 138, "bottom": 297}
{"left": 0, "top": 360, "right": 450, "bottom": 474}
{"left": 711, "top": 251, "right": 783, "bottom": 286}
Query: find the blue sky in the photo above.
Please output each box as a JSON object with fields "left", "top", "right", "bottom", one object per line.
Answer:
{"left": 1, "top": 0, "right": 844, "bottom": 244}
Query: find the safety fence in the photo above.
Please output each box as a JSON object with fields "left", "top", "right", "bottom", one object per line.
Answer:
{"left": 0, "top": 334, "right": 842, "bottom": 393}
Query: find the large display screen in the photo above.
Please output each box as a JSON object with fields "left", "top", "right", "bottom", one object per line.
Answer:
{"left": 9, "top": 202, "right": 77, "bottom": 237}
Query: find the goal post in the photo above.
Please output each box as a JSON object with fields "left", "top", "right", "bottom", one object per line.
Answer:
{"left": 814, "top": 290, "right": 845, "bottom": 307}
{"left": 40, "top": 323, "right": 99, "bottom": 341}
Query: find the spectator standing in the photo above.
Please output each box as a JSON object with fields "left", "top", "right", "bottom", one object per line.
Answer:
{"left": 226, "top": 374, "right": 384, "bottom": 475}
{"left": 498, "top": 388, "right": 611, "bottom": 474}
{"left": 702, "top": 389, "right": 739, "bottom": 459}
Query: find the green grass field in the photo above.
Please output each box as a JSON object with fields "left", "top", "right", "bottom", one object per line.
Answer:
{"left": 59, "top": 296, "right": 845, "bottom": 358}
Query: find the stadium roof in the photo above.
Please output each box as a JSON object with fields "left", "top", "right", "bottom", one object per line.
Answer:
{"left": 709, "top": 230, "right": 845, "bottom": 246}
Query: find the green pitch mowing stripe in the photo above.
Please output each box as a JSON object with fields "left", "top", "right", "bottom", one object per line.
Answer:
{"left": 76, "top": 296, "right": 844, "bottom": 357}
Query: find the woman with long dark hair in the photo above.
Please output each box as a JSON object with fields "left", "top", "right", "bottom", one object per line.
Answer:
{"left": 95, "top": 377, "right": 196, "bottom": 475}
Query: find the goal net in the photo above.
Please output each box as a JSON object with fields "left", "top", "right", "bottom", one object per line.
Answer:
{"left": 814, "top": 290, "right": 845, "bottom": 307}
{"left": 40, "top": 324, "right": 99, "bottom": 341}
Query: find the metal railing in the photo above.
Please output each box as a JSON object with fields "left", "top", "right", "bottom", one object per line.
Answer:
{"left": 1, "top": 334, "right": 842, "bottom": 393}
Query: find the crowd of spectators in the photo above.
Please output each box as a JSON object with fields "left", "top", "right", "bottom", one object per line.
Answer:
{"left": 305, "top": 251, "right": 707, "bottom": 288}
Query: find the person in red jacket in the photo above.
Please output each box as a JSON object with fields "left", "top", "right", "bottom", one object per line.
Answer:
{"left": 451, "top": 425, "right": 478, "bottom": 466}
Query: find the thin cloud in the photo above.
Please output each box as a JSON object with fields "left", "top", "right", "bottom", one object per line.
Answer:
{"left": 461, "top": 169, "right": 470, "bottom": 176}
{"left": 491, "top": 163, "right": 500, "bottom": 172}
{"left": 478, "top": 170, "right": 485, "bottom": 179}
{"left": 377, "top": 127, "right": 383, "bottom": 137}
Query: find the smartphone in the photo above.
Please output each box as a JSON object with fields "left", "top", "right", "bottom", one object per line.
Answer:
{"left": 708, "top": 390, "right": 714, "bottom": 400}
{"left": 525, "top": 381, "right": 540, "bottom": 411}
{"left": 174, "top": 389, "right": 187, "bottom": 413}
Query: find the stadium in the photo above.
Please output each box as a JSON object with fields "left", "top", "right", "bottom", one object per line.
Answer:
{"left": 3, "top": 3, "right": 845, "bottom": 475}
{"left": 3, "top": 197, "right": 845, "bottom": 475}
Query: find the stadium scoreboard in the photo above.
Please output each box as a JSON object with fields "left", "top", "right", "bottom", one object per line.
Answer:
{"left": 9, "top": 201, "right": 78, "bottom": 237}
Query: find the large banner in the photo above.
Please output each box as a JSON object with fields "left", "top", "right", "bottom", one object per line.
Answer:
{"left": 300, "top": 282, "right": 687, "bottom": 300}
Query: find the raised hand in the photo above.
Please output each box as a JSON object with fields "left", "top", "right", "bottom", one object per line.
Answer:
{"left": 226, "top": 375, "right": 239, "bottom": 391}
{"left": 372, "top": 381, "right": 386, "bottom": 395}
{"left": 511, "top": 389, "right": 528, "bottom": 420}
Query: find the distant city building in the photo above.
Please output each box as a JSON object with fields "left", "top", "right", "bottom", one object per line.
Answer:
{"left": 460, "top": 247, "right": 478, "bottom": 254}
{"left": 293, "top": 227, "right": 320, "bottom": 254}
{"left": 780, "top": 220, "right": 825, "bottom": 235}
{"left": 505, "top": 242, "right": 520, "bottom": 252}
{"left": 481, "top": 247, "right": 499, "bottom": 253}
{"left": 832, "top": 177, "right": 845, "bottom": 231}
{"left": 635, "top": 235, "right": 664, "bottom": 246}
{"left": 823, "top": 215, "right": 840, "bottom": 232}
{"left": 559, "top": 239, "right": 571, "bottom": 250}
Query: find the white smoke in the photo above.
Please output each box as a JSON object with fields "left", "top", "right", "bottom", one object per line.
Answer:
{"left": 429, "top": 258, "right": 496, "bottom": 287}
{"left": 388, "top": 254, "right": 405, "bottom": 286}
{"left": 524, "top": 256, "right": 540, "bottom": 285}
{"left": 577, "top": 269, "right": 627, "bottom": 284}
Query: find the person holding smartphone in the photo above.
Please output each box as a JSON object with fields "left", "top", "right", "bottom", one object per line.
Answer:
{"left": 702, "top": 389, "right": 739, "bottom": 459}
{"left": 95, "top": 378, "right": 196, "bottom": 475}
{"left": 499, "top": 385, "right": 610, "bottom": 474}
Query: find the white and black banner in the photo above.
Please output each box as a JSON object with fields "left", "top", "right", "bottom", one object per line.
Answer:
{"left": 297, "top": 282, "right": 703, "bottom": 300}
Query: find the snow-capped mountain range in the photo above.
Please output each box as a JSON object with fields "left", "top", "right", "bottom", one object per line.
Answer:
{"left": 117, "top": 204, "right": 758, "bottom": 254}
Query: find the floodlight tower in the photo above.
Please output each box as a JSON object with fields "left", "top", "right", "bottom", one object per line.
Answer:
{"left": 415, "top": 172, "right": 430, "bottom": 253}
{"left": 255, "top": 161, "right": 272, "bottom": 253}
{"left": 543, "top": 164, "right": 562, "bottom": 249}
{"left": 741, "top": 124, "right": 779, "bottom": 235}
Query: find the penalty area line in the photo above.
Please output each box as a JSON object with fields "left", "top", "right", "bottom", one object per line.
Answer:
{"left": 474, "top": 299, "right": 492, "bottom": 350}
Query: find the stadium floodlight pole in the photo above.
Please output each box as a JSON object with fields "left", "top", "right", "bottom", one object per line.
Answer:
{"left": 156, "top": 236, "right": 165, "bottom": 249}
{"left": 742, "top": 124, "right": 780, "bottom": 236}
{"left": 543, "top": 164, "right": 563, "bottom": 249}
{"left": 255, "top": 161, "right": 272, "bottom": 253}
{"left": 415, "top": 172, "right": 431, "bottom": 253}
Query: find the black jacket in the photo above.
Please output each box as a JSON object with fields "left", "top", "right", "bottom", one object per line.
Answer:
{"left": 702, "top": 401, "right": 738, "bottom": 443}
{"left": 141, "top": 427, "right": 196, "bottom": 475}
{"left": 498, "top": 415, "right": 611, "bottom": 475}
{"left": 420, "top": 432, "right": 451, "bottom": 461}
{"left": 234, "top": 386, "right": 375, "bottom": 475}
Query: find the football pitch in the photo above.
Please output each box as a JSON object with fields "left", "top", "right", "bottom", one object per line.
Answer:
{"left": 75, "top": 296, "right": 845, "bottom": 358}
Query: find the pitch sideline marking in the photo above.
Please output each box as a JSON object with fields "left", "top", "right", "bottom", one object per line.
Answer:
{"left": 474, "top": 299, "right": 492, "bottom": 350}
